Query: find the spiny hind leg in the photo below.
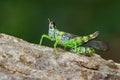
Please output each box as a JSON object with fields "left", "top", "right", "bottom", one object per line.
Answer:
{"left": 89, "top": 31, "right": 99, "bottom": 39}
{"left": 82, "top": 31, "right": 99, "bottom": 43}
{"left": 70, "top": 46, "right": 95, "bottom": 54}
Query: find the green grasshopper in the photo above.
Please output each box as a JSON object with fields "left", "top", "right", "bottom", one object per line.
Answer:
{"left": 40, "top": 19, "right": 108, "bottom": 55}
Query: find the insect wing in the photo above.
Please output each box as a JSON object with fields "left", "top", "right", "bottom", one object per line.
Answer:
{"left": 61, "top": 32, "right": 78, "bottom": 41}
{"left": 84, "top": 40, "right": 109, "bottom": 51}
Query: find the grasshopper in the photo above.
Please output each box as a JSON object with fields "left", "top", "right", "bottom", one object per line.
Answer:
{"left": 40, "top": 19, "right": 108, "bottom": 55}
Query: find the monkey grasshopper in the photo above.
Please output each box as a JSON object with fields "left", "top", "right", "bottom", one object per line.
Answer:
{"left": 40, "top": 19, "right": 108, "bottom": 55}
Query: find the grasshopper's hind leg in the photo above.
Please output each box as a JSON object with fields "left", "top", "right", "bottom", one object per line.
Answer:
{"left": 71, "top": 31, "right": 98, "bottom": 54}
{"left": 70, "top": 46, "right": 95, "bottom": 54}
{"left": 89, "top": 31, "right": 99, "bottom": 39}
{"left": 82, "top": 31, "right": 99, "bottom": 43}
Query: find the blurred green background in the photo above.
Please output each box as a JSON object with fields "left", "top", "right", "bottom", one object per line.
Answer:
{"left": 0, "top": 0, "right": 120, "bottom": 62}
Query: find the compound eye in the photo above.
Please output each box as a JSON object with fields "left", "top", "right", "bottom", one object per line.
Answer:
{"left": 49, "top": 22, "right": 55, "bottom": 29}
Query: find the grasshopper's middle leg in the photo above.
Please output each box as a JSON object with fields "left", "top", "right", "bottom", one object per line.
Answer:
{"left": 67, "top": 41, "right": 77, "bottom": 53}
{"left": 73, "top": 42, "right": 77, "bottom": 52}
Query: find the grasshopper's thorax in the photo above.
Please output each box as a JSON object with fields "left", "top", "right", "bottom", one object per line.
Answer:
{"left": 48, "top": 21, "right": 56, "bottom": 39}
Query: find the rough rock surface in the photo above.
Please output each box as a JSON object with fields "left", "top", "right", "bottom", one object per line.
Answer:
{"left": 0, "top": 33, "right": 120, "bottom": 80}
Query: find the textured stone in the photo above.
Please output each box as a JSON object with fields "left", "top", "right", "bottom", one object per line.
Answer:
{"left": 0, "top": 33, "right": 120, "bottom": 80}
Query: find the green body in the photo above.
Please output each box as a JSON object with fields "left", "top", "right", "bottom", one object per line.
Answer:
{"left": 40, "top": 19, "right": 99, "bottom": 55}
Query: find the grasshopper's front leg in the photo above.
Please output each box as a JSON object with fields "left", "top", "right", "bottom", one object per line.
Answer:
{"left": 40, "top": 34, "right": 59, "bottom": 58}
{"left": 39, "top": 34, "right": 55, "bottom": 45}
{"left": 53, "top": 38, "right": 61, "bottom": 55}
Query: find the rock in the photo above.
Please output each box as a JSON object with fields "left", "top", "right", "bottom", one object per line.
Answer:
{"left": 0, "top": 33, "right": 120, "bottom": 80}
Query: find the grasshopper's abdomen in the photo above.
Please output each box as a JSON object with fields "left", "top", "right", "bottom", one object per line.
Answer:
{"left": 71, "top": 47, "right": 95, "bottom": 54}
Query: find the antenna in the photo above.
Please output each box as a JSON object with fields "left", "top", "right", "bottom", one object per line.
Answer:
{"left": 48, "top": 18, "right": 51, "bottom": 23}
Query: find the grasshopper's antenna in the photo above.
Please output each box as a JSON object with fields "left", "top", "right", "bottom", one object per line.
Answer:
{"left": 48, "top": 18, "right": 51, "bottom": 23}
